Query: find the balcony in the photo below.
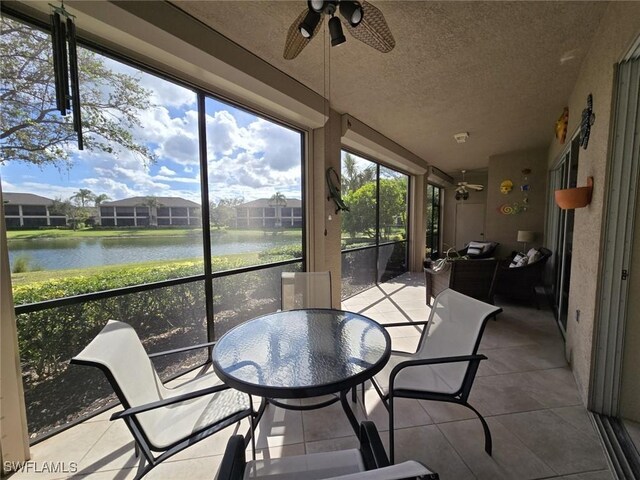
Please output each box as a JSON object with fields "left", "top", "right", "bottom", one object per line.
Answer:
{"left": 9, "top": 273, "right": 611, "bottom": 480}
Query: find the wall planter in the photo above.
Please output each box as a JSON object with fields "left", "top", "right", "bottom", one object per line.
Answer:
{"left": 555, "top": 176, "right": 593, "bottom": 209}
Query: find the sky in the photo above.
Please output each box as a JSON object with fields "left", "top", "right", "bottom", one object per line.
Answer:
{"left": 0, "top": 48, "right": 303, "bottom": 206}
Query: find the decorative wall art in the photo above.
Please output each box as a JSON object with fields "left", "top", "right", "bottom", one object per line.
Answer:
{"left": 520, "top": 168, "right": 531, "bottom": 210}
{"left": 580, "top": 94, "right": 596, "bottom": 149}
{"left": 555, "top": 107, "right": 569, "bottom": 144}
{"left": 497, "top": 202, "right": 525, "bottom": 215}
{"left": 500, "top": 180, "right": 513, "bottom": 194}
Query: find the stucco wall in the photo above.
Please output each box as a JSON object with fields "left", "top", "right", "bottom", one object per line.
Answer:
{"left": 546, "top": 2, "right": 640, "bottom": 401}
{"left": 486, "top": 148, "right": 548, "bottom": 258}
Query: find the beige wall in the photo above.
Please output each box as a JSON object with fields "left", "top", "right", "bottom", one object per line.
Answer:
{"left": 486, "top": 148, "right": 548, "bottom": 258}
{"left": 620, "top": 189, "right": 640, "bottom": 422}
{"left": 546, "top": 2, "right": 640, "bottom": 401}
{"left": 442, "top": 171, "right": 488, "bottom": 251}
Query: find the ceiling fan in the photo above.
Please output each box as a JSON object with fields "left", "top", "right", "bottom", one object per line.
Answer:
{"left": 283, "top": 0, "right": 395, "bottom": 60}
{"left": 455, "top": 170, "right": 484, "bottom": 200}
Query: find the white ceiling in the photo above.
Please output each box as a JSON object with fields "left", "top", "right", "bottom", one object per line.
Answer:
{"left": 173, "top": 1, "right": 608, "bottom": 174}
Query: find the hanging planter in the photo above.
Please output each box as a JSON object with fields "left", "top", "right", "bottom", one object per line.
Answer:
{"left": 555, "top": 177, "right": 593, "bottom": 209}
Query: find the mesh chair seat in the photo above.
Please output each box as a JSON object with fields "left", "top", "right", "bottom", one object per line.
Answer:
{"left": 142, "top": 379, "right": 250, "bottom": 449}
{"left": 374, "top": 355, "right": 462, "bottom": 394}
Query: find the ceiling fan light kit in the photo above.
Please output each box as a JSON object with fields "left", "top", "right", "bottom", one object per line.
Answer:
{"left": 329, "top": 16, "right": 346, "bottom": 46}
{"left": 300, "top": 10, "right": 322, "bottom": 38}
{"left": 285, "top": 0, "right": 395, "bottom": 60}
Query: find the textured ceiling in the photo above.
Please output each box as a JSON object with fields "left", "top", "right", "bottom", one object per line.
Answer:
{"left": 172, "top": 1, "right": 607, "bottom": 173}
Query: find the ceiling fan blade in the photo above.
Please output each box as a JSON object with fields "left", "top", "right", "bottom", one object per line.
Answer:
{"left": 468, "top": 185, "right": 485, "bottom": 191}
{"left": 345, "top": 1, "right": 395, "bottom": 53}
{"left": 284, "top": 8, "right": 324, "bottom": 60}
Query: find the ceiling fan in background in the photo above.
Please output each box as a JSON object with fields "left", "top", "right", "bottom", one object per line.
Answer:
{"left": 455, "top": 170, "right": 484, "bottom": 200}
{"left": 284, "top": 0, "right": 395, "bottom": 60}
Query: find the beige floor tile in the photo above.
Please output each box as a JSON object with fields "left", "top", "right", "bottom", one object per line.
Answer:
{"left": 418, "top": 399, "right": 478, "bottom": 424}
{"left": 361, "top": 388, "right": 433, "bottom": 431}
{"left": 305, "top": 435, "right": 360, "bottom": 454}
{"left": 438, "top": 417, "right": 555, "bottom": 479}
{"left": 495, "top": 410, "right": 609, "bottom": 475}
{"left": 253, "top": 403, "right": 304, "bottom": 448}
{"left": 75, "top": 422, "right": 137, "bottom": 474}
{"left": 390, "top": 425, "right": 475, "bottom": 480}
{"left": 146, "top": 454, "right": 223, "bottom": 479}
{"left": 301, "top": 400, "right": 362, "bottom": 442}
{"left": 557, "top": 470, "right": 615, "bottom": 479}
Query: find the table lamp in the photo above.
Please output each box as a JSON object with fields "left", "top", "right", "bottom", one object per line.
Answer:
{"left": 517, "top": 230, "right": 535, "bottom": 252}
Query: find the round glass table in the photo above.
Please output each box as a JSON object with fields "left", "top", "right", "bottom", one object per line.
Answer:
{"left": 212, "top": 309, "right": 391, "bottom": 434}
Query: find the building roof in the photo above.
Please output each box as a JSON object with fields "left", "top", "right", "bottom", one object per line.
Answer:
{"left": 101, "top": 196, "right": 200, "bottom": 208}
{"left": 3, "top": 192, "right": 56, "bottom": 205}
{"left": 239, "top": 198, "right": 302, "bottom": 208}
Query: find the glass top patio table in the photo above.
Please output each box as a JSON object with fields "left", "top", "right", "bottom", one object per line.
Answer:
{"left": 212, "top": 309, "right": 391, "bottom": 400}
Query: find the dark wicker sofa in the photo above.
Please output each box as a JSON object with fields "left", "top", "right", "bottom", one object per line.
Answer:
{"left": 493, "top": 247, "right": 552, "bottom": 309}
{"left": 457, "top": 241, "right": 499, "bottom": 259}
{"left": 424, "top": 258, "right": 499, "bottom": 306}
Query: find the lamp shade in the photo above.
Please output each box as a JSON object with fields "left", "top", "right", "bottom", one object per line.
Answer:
{"left": 517, "top": 230, "right": 535, "bottom": 243}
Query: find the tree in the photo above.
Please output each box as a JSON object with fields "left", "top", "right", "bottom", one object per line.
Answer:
{"left": 343, "top": 178, "right": 407, "bottom": 240}
{"left": 210, "top": 197, "right": 244, "bottom": 229}
{"left": 342, "top": 153, "right": 375, "bottom": 195}
{"left": 71, "top": 189, "right": 94, "bottom": 207}
{"left": 0, "top": 17, "right": 155, "bottom": 168}
{"left": 93, "top": 193, "right": 111, "bottom": 207}
{"left": 50, "top": 196, "right": 90, "bottom": 230}
{"left": 139, "top": 196, "right": 162, "bottom": 227}
{"left": 269, "top": 192, "right": 287, "bottom": 228}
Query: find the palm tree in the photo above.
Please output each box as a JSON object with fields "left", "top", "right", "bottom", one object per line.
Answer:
{"left": 140, "top": 196, "right": 162, "bottom": 227}
{"left": 71, "top": 188, "right": 94, "bottom": 207}
{"left": 93, "top": 193, "right": 111, "bottom": 207}
{"left": 269, "top": 192, "right": 287, "bottom": 228}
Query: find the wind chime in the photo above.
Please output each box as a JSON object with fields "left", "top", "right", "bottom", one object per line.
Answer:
{"left": 50, "top": 2, "right": 83, "bottom": 149}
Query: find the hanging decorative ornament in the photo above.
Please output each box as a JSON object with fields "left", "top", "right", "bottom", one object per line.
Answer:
{"left": 49, "top": 1, "right": 83, "bottom": 149}
{"left": 555, "top": 107, "right": 569, "bottom": 144}
{"left": 520, "top": 168, "right": 531, "bottom": 210}
{"left": 580, "top": 94, "right": 595, "bottom": 150}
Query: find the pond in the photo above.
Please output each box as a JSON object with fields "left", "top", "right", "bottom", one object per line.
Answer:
{"left": 8, "top": 231, "right": 301, "bottom": 271}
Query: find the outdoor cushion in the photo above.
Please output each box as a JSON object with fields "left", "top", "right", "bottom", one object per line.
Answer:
{"left": 526, "top": 248, "right": 542, "bottom": 264}
{"left": 510, "top": 253, "right": 529, "bottom": 268}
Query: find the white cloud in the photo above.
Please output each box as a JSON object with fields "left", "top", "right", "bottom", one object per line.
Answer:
{"left": 158, "top": 166, "right": 176, "bottom": 176}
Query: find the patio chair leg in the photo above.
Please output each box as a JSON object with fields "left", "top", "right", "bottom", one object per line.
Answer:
{"left": 362, "top": 382, "right": 366, "bottom": 412}
{"left": 465, "top": 403, "right": 492, "bottom": 456}
{"left": 249, "top": 396, "right": 257, "bottom": 461}
{"left": 352, "top": 386, "right": 357, "bottom": 403}
{"left": 389, "top": 395, "right": 395, "bottom": 465}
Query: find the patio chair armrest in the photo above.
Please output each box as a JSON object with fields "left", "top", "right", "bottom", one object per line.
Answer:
{"left": 111, "top": 383, "right": 233, "bottom": 420}
{"left": 389, "top": 354, "right": 487, "bottom": 388}
{"left": 148, "top": 341, "right": 217, "bottom": 358}
{"left": 216, "top": 434, "right": 246, "bottom": 480}
{"left": 381, "top": 321, "right": 430, "bottom": 329}
{"left": 359, "top": 421, "right": 390, "bottom": 469}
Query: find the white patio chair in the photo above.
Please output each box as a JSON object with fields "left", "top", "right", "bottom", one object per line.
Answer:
{"left": 370, "top": 289, "right": 502, "bottom": 463}
{"left": 71, "top": 320, "right": 265, "bottom": 480}
{"left": 215, "top": 421, "right": 439, "bottom": 480}
{"left": 281, "top": 271, "right": 332, "bottom": 310}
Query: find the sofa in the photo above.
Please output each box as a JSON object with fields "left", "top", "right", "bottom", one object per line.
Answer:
{"left": 493, "top": 247, "right": 552, "bottom": 308}
{"left": 424, "top": 257, "right": 499, "bottom": 306}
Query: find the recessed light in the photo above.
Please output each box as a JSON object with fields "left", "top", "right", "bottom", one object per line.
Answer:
{"left": 454, "top": 132, "right": 469, "bottom": 143}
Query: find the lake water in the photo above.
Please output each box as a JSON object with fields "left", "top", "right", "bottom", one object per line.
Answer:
{"left": 8, "top": 232, "right": 300, "bottom": 271}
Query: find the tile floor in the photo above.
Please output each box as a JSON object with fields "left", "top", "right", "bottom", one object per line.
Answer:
{"left": 11, "top": 273, "right": 612, "bottom": 479}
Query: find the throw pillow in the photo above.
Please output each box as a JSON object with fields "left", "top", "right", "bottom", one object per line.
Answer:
{"left": 526, "top": 248, "right": 541, "bottom": 264}
{"left": 509, "top": 253, "right": 529, "bottom": 268}
{"left": 467, "top": 241, "right": 486, "bottom": 256}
